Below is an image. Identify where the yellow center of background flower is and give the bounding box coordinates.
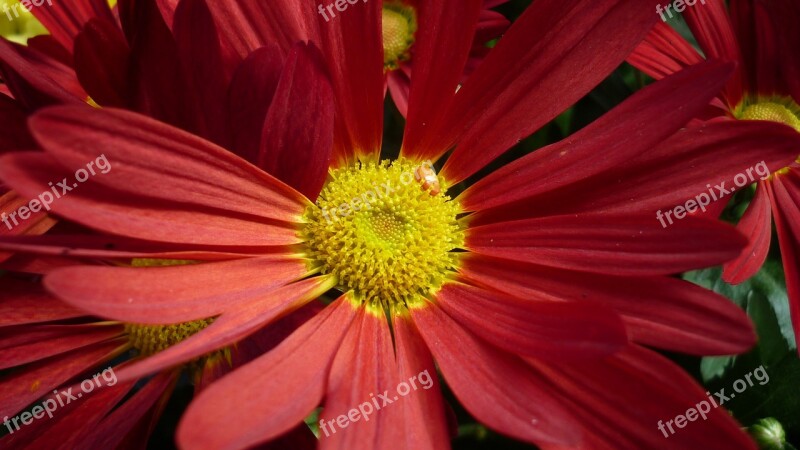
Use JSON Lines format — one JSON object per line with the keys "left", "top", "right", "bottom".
{"left": 302, "top": 159, "right": 464, "bottom": 312}
{"left": 738, "top": 99, "right": 800, "bottom": 133}
{"left": 382, "top": 1, "right": 417, "bottom": 70}
{"left": 125, "top": 320, "right": 215, "bottom": 357}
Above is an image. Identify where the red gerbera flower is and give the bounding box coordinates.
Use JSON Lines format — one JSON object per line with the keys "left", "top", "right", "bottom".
{"left": 1, "top": 0, "right": 799, "bottom": 449}
{"left": 629, "top": 0, "right": 800, "bottom": 352}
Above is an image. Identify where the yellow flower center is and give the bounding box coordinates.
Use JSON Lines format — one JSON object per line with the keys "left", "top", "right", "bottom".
{"left": 125, "top": 320, "right": 215, "bottom": 357}
{"left": 382, "top": 1, "right": 417, "bottom": 70}
{"left": 738, "top": 98, "right": 800, "bottom": 133}
{"left": 302, "top": 158, "right": 464, "bottom": 312}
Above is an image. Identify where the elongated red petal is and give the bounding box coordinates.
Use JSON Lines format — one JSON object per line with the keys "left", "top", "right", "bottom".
{"left": 112, "top": 277, "right": 335, "bottom": 383}
{"left": 530, "top": 346, "right": 756, "bottom": 450}
{"left": 434, "top": 282, "right": 626, "bottom": 360}
{"left": 466, "top": 214, "right": 746, "bottom": 276}
{"left": 412, "top": 304, "right": 578, "bottom": 447}
{"left": 81, "top": 372, "right": 177, "bottom": 450}
{"left": 0, "top": 339, "right": 125, "bottom": 419}
{"left": 628, "top": 22, "right": 705, "bottom": 80}
{"left": 458, "top": 60, "right": 734, "bottom": 212}
{"left": 319, "top": 308, "right": 401, "bottom": 450}
{"left": 439, "top": 0, "right": 660, "bottom": 183}
{"left": 0, "top": 324, "right": 124, "bottom": 370}
{"left": 27, "top": 0, "right": 114, "bottom": 53}
{"left": 74, "top": 19, "right": 131, "bottom": 108}
{"left": 44, "top": 256, "right": 310, "bottom": 323}
{"left": 0, "top": 278, "right": 84, "bottom": 327}
{"left": 316, "top": 0, "right": 383, "bottom": 164}
{"left": 391, "top": 312, "right": 450, "bottom": 450}
{"left": 259, "top": 43, "right": 334, "bottom": 200}
{"left": 400, "top": 0, "right": 483, "bottom": 161}
{"left": 768, "top": 174, "right": 800, "bottom": 356}
{"left": 723, "top": 182, "right": 772, "bottom": 283}
{"left": 460, "top": 254, "right": 756, "bottom": 355}
{"left": 177, "top": 297, "right": 357, "bottom": 450}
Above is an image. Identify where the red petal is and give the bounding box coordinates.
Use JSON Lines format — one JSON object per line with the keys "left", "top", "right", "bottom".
{"left": 434, "top": 281, "right": 627, "bottom": 359}
{"left": 529, "top": 346, "right": 756, "bottom": 450}
{"left": 81, "top": 372, "right": 176, "bottom": 450}
{"left": 316, "top": 0, "right": 383, "bottom": 164}
{"left": 0, "top": 277, "right": 84, "bottom": 328}
{"left": 683, "top": 0, "right": 744, "bottom": 104}
{"left": 0, "top": 338, "right": 125, "bottom": 419}
{"left": 319, "top": 308, "right": 400, "bottom": 449}
{"left": 460, "top": 254, "right": 756, "bottom": 355}
{"left": 400, "top": 0, "right": 483, "bottom": 161}
{"left": 0, "top": 323, "right": 124, "bottom": 370}
{"left": 259, "top": 43, "right": 334, "bottom": 200}
{"left": 412, "top": 304, "right": 578, "bottom": 446}
{"left": 466, "top": 214, "right": 746, "bottom": 276}
{"left": 439, "top": 0, "right": 661, "bottom": 183}
{"left": 44, "top": 256, "right": 311, "bottom": 323}
{"left": 177, "top": 296, "right": 357, "bottom": 450}
{"left": 768, "top": 174, "right": 800, "bottom": 356}
{"left": 391, "top": 312, "right": 450, "bottom": 450}
{"left": 227, "top": 46, "right": 284, "bottom": 165}
{"left": 74, "top": 19, "right": 131, "bottom": 108}
{"left": 628, "top": 22, "right": 705, "bottom": 81}
{"left": 111, "top": 276, "right": 335, "bottom": 384}
{"left": 27, "top": 0, "right": 114, "bottom": 53}
{"left": 723, "top": 182, "right": 773, "bottom": 283}
{"left": 458, "top": 60, "right": 734, "bottom": 212}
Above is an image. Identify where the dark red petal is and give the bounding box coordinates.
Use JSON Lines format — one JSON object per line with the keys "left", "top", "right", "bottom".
{"left": 173, "top": 0, "right": 230, "bottom": 146}
{"left": 434, "top": 281, "right": 627, "bottom": 359}
{"left": 459, "top": 60, "right": 734, "bottom": 212}
{"left": 387, "top": 69, "right": 411, "bottom": 118}
{"left": 0, "top": 39, "right": 87, "bottom": 109}
{"left": 27, "top": 0, "right": 114, "bottom": 53}
{"left": 0, "top": 95, "right": 36, "bottom": 152}
{"left": 439, "top": 0, "right": 661, "bottom": 183}
{"left": 0, "top": 190, "right": 57, "bottom": 263}
{"left": 259, "top": 43, "right": 334, "bottom": 200}
{"left": 44, "top": 256, "right": 311, "bottom": 323}
{"left": 460, "top": 254, "right": 756, "bottom": 355}
{"left": 0, "top": 338, "right": 125, "bottom": 419}
{"left": 0, "top": 323, "right": 124, "bottom": 370}
{"left": 466, "top": 214, "right": 746, "bottom": 276}
{"left": 529, "top": 346, "right": 756, "bottom": 450}
{"left": 767, "top": 174, "right": 800, "bottom": 356}
{"left": 412, "top": 304, "right": 578, "bottom": 446}
{"left": 723, "top": 181, "right": 772, "bottom": 283}
{"left": 316, "top": 0, "right": 383, "bottom": 164}
{"left": 177, "top": 297, "right": 357, "bottom": 450}
{"left": 228, "top": 46, "right": 284, "bottom": 165}
{"left": 628, "top": 22, "right": 705, "bottom": 81}
{"left": 74, "top": 19, "right": 131, "bottom": 108}
{"left": 0, "top": 277, "right": 84, "bottom": 327}
{"left": 81, "top": 372, "right": 177, "bottom": 450}
{"left": 683, "top": 0, "right": 744, "bottom": 104}
{"left": 111, "top": 276, "right": 335, "bottom": 384}
{"left": 400, "top": 0, "right": 483, "bottom": 161}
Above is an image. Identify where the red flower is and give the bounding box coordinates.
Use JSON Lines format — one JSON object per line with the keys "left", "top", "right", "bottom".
{"left": 629, "top": 0, "right": 800, "bottom": 353}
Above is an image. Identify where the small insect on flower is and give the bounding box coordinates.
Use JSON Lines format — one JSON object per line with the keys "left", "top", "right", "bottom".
{"left": 414, "top": 162, "right": 441, "bottom": 196}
